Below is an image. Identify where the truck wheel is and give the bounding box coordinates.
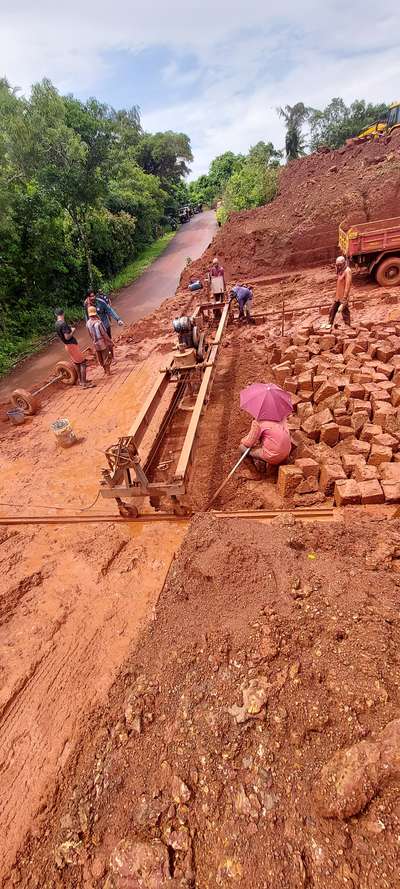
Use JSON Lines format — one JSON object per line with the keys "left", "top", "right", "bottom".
{"left": 376, "top": 257, "right": 400, "bottom": 287}
{"left": 55, "top": 361, "right": 78, "bottom": 385}
{"left": 10, "top": 389, "right": 39, "bottom": 415}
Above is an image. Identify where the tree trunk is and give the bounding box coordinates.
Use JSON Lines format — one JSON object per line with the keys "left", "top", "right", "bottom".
{"left": 70, "top": 209, "right": 93, "bottom": 289}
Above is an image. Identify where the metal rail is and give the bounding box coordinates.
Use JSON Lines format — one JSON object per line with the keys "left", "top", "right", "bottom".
{"left": 174, "top": 303, "right": 230, "bottom": 481}
{"left": 0, "top": 506, "right": 337, "bottom": 526}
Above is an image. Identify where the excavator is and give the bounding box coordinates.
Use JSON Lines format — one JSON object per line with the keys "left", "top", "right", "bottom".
{"left": 349, "top": 101, "right": 400, "bottom": 144}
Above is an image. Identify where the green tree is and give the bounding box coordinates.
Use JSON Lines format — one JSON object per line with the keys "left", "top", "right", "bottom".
{"left": 277, "top": 103, "right": 311, "bottom": 160}
{"left": 308, "top": 97, "right": 390, "bottom": 150}
{"left": 224, "top": 162, "right": 278, "bottom": 214}
{"left": 135, "top": 131, "right": 193, "bottom": 183}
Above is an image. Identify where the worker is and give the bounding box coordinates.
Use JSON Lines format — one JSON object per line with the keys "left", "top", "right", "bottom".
{"left": 172, "top": 316, "right": 197, "bottom": 350}
{"left": 328, "top": 257, "right": 352, "bottom": 328}
{"left": 239, "top": 417, "right": 291, "bottom": 473}
{"left": 229, "top": 285, "right": 255, "bottom": 323}
{"left": 86, "top": 305, "right": 113, "bottom": 375}
{"left": 208, "top": 257, "right": 225, "bottom": 304}
{"left": 84, "top": 290, "right": 124, "bottom": 338}
{"left": 54, "top": 308, "right": 95, "bottom": 389}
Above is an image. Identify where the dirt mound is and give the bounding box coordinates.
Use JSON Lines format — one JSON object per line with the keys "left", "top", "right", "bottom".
{"left": 18, "top": 513, "right": 400, "bottom": 888}
{"left": 183, "top": 131, "right": 400, "bottom": 287}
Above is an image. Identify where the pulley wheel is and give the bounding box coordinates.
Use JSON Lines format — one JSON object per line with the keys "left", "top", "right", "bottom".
{"left": 10, "top": 389, "right": 39, "bottom": 415}
{"left": 55, "top": 361, "right": 78, "bottom": 385}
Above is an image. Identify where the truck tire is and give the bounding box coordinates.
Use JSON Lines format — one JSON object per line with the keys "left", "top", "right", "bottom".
{"left": 55, "top": 361, "right": 78, "bottom": 385}
{"left": 376, "top": 256, "right": 400, "bottom": 287}
{"left": 10, "top": 389, "right": 39, "bottom": 415}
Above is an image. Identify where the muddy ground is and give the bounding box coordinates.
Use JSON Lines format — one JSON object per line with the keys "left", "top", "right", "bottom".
{"left": 13, "top": 512, "right": 400, "bottom": 889}
{"left": 1, "top": 134, "right": 400, "bottom": 888}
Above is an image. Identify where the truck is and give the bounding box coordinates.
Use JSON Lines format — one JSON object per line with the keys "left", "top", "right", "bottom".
{"left": 350, "top": 101, "right": 400, "bottom": 143}
{"left": 339, "top": 217, "right": 400, "bottom": 287}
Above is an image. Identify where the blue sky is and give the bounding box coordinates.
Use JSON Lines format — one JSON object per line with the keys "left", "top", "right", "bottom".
{"left": 1, "top": 0, "right": 399, "bottom": 177}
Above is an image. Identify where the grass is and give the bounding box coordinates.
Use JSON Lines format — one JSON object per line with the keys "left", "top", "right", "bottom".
{"left": 0, "top": 230, "right": 177, "bottom": 378}
{"left": 105, "top": 231, "right": 176, "bottom": 291}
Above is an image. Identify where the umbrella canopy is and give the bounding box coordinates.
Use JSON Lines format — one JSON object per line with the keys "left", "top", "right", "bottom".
{"left": 240, "top": 383, "right": 293, "bottom": 422}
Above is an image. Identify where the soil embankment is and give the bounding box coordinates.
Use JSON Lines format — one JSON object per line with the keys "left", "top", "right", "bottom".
{"left": 182, "top": 130, "right": 400, "bottom": 286}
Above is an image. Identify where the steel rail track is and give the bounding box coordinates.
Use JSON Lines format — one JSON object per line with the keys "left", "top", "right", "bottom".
{"left": 0, "top": 507, "right": 336, "bottom": 526}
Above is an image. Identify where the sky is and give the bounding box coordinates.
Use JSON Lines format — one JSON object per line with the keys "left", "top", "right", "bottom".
{"left": 1, "top": 0, "right": 399, "bottom": 178}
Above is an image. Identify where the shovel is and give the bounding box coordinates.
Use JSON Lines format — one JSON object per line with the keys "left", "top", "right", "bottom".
{"left": 206, "top": 448, "right": 251, "bottom": 509}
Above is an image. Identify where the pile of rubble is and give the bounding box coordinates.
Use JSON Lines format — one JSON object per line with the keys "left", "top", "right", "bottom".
{"left": 268, "top": 322, "right": 400, "bottom": 507}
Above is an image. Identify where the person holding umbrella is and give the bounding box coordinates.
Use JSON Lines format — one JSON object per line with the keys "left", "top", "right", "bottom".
{"left": 239, "top": 383, "right": 292, "bottom": 472}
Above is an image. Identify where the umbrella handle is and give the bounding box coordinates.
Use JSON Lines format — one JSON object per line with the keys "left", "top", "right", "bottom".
{"left": 206, "top": 448, "right": 251, "bottom": 509}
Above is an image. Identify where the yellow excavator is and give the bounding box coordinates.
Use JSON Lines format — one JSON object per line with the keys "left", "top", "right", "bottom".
{"left": 349, "top": 101, "right": 400, "bottom": 144}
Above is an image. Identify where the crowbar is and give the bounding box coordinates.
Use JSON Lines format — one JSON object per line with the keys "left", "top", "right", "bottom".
{"left": 206, "top": 448, "right": 251, "bottom": 509}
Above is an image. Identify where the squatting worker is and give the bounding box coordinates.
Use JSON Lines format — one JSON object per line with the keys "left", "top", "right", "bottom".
{"left": 208, "top": 257, "right": 225, "bottom": 304}
{"left": 86, "top": 305, "right": 113, "bottom": 375}
{"left": 239, "top": 416, "right": 291, "bottom": 473}
{"left": 328, "top": 256, "right": 352, "bottom": 327}
{"left": 54, "top": 308, "right": 95, "bottom": 389}
{"left": 229, "top": 285, "right": 255, "bottom": 324}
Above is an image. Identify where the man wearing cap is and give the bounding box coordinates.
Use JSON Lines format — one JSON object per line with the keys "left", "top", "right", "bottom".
{"left": 86, "top": 305, "right": 113, "bottom": 375}
{"left": 54, "top": 308, "right": 95, "bottom": 389}
{"left": 328, "top": 257, "right": 352, "bottom": 327}
{"left": 208, "top": 257, "right": 225, "bottom": 304}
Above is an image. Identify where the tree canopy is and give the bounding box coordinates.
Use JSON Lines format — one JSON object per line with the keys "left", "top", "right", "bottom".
{"left": 308, "top": 97, "right": 390, "bottom": 151}
{"left": 0, "top": 77, "right": 191, "bottom": 372}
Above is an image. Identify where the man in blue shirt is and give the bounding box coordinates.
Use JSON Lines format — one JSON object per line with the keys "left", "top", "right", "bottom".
{"left": 84, "top": 290, "right": 124, "bottom": 338}
{"left": 229, "top": 285, "right": 255, "bottom": 323}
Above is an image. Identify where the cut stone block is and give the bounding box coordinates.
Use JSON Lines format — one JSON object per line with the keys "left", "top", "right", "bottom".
{"left": 294, "top": 457, "right": 320, "bottom": 479}
{"left": 334, "top": 479, "right": 361, "bottom": 506}
{"left": 381, "top": 482, "right": 400, "bottom": 503}
{"left": 319, "top": 462, "right": 346, "bottom": 495}
{"left": 353, "top": 463, "right": 379, "bottom": 482}
{"left": 360, "top": 424, "right": 383, "bottom": 443}
{"left": 277, "top": 465, "right": 303, "bottom": 498}
{"left": 344, "top": 383, "right": 365, "bottom": 400}
{"left": 339, "top": 426, "right": 354, "bottom": 440}
{"left": 320, "top": 423, "right": 340, "bottom": 447}
{"left": 342, "top": 454, "right": 366, "bottom": 476}
{"left": 358, "top": 480, "right": 384, "bottom": 504}
{"left": 368, "top": 444, "right": 393, "bottom": 467}
{"left": 314, "top": 381, "right": 339, "bottom": 404}
{"left": 379, "top": 463, "right": 400, "bottom": 481}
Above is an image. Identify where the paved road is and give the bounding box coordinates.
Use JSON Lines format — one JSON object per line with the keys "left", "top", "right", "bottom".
{"left": 0, "top": 211, "right": 216, "bottom": 399}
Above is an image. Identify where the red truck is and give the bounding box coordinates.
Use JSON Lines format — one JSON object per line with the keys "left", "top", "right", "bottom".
{"left": 339, "top": 217, "right": 400, "bottom": 286}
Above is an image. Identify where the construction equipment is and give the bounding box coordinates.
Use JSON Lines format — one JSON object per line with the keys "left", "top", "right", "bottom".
{"left": 10, "top": 360, "right": 79, "bottom": 415}
{"left": 99, "top": 304, "right": 230, "bottom": 516}
{"left": 206, "top": 448, "right": 251, "bottom": 509}
{"left": 349, "top": 101, "right": 400, "bottom": 144}
{"left": 339, "top": 216, "right": 400, "bottom": 286}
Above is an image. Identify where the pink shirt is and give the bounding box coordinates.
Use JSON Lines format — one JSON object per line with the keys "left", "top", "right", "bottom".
{"left": 241, "top": 418, "right": 291, "bottom": 464}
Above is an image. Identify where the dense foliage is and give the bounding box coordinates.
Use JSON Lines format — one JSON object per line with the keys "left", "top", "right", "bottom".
{"left": 308, "top": 98, "right": 390, "bottom": 151}
{"left": 189, "top": 142, "right": 282, "bottom": 223}
{"left": 278, "top": 98, "right": 391, "bottom": 159}
{"left": 0, "top": 77, "right": 192, "bottom": 372}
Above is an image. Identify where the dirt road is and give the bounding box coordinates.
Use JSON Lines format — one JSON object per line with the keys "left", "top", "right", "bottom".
{"left": 0, "top": 210, "right": 216, "bottom": 401}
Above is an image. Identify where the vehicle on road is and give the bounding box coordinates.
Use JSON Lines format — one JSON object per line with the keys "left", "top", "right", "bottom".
{"left": 339, "top": 216, "right": 400, "bottom": 286}
{"left": 178, "top": 206, "right": 192, "bottom": 223}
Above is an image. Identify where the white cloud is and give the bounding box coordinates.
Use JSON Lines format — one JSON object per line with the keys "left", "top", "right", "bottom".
{"left": 1, "top": 0, "right": 399, "bottom": 174}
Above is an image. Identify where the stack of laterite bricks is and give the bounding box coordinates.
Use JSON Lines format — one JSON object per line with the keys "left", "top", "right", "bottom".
{"left": 268, "top": 323, "right": 400, "bottom": 507}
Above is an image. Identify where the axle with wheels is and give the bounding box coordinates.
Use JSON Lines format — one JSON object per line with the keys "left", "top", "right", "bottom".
{"left": 10, "top": 360, "right": 79, "bottom": 415}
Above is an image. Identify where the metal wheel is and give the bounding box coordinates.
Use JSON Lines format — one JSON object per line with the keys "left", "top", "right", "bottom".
{"left": 10, "top": 389, "right": 39, "bottom": 415}
{"left": 55, "top": 361, "right": 78, "bottom": 385}
{"left": 376, "top": 256, "right": 400, "bottom": 287}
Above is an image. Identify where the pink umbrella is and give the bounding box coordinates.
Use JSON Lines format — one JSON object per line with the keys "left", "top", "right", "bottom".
{"left": 240, "top": 383, "right": 293, "bottom": 422}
